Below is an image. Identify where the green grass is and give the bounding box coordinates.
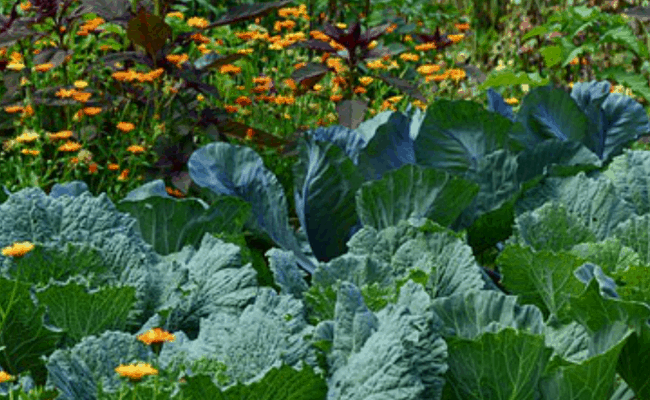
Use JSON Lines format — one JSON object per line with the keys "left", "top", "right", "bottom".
{"left": 1, "top": 0, "right": 650, "bottom": 396}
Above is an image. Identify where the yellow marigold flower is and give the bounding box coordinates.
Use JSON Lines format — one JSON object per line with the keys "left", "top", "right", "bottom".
{"left": 411, "top": 99, "right": 427, "bottom": 111}
{"left": 399, "top": 53, "right": 419, "bottom": 62}
{"left": 358, "top": 76, "right": 373, "bottom": 86}
{"left": 21, "top": 149, "right": 39, "bottom": 156}
{"left": 197, "top": 43, "right": 213, "bottom": 54}
{"left": 2, "top": 241, "right": 34, "bottom": 257}
{"left": 115, "top": 362, "right": 158, "bottom": 381}
{"left": 414, "top": 43, "right": 436, "bottom": 51}
{"left": 0, "top": 370, "right": 15, "bottom": 383}
{"left": 137, "top": 327, "right": 175, "bottom": 345}
{"left": 186, "top": 16, "right": 209, "bottom": 28}
{"left": 56, "top": 88, "right": 76, "bottom": 98}
{"left": 7, "top": 62, "right": 25, "bottom": 71}
{"left": 15, "top": 130, "right": 39, "bottom": 143}
{"left": 274, "top": 95, "right": 294, "bottom": 105}
{"left": 73, "top": 80, "right": 88, "bottom": 89}
{"left": 166, "top": 11, "right": 184, "bottom": 20}
{"left": 107, "top": 163, "right": 119, "bottom": 170}
{"left": 447, "top": 68, "right": 466, "bottom": 81}
{"left": 448, "top": 34, "right": 464, "bottom": 43}
{"left": 366, "top": 59, "right": 384, "bottom": 70}
{"left": 417, "top": 64, "right": 442, "bottom": 75}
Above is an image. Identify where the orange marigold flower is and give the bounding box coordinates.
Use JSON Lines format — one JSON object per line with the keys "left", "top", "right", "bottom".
{"left": 117, "top": 169, "right": 129, "bottom": 181}
{"left": 235, "top": 96, "right": 252, "bottom": 106}
{"left": 117, "top": 122, "right": 135, "bottom": 132}
{"left": 83, "top": 107, "right": 102, "bottom": 116}
{"left": 166, "top": 186, "right": 185, "bottom": 197}
{"left": 48, "top": 130, "right": 73, "bottom": 140}
{"left": 72, "top": 91, "right": 92, "bottom": 102}
{"left": 4, "top": 105, "right": 24, "bottom": 113}
{"left": 58, "top": 141, "right": 82, "bottom": 152}
{"left": 33, "top": 63, "right": 54, "bottom": 72}
{"left": 22, "top": 105, "right": 34, "bottom": 116}
{"left": 126, "top": 145, "right": 145, "bottom": 153}
{"left": 2, "top": 241, "right": 34, "bottom": 257}
{"left": 56, "top": 88, "right": 77, "bottom": 98}
{"left": 137, "top": 327, "right": 175, "bottom": 345}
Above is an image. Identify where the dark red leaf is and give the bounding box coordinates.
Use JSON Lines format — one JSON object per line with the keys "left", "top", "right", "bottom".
{"left": 413, "top": 26, "right": 454, "bottom": 51}
{"left": 211, "top": 0, "right": 295, "bottom": 28}
{"left": 357, "top": 23, "right": 392, "bottom": 47}
{"left": 286, "top": 39, "right": 339, "bottom": 54}
{"left": 374, "top": 73, "right": 427, "bottom": 103}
